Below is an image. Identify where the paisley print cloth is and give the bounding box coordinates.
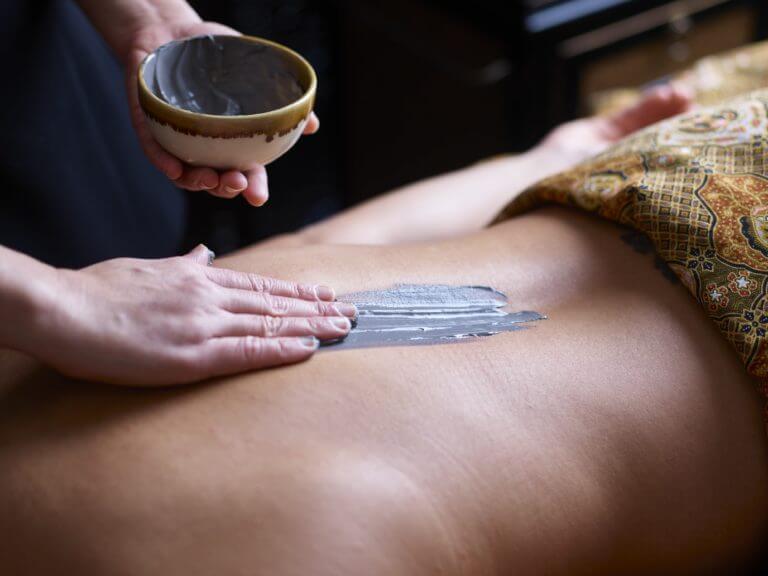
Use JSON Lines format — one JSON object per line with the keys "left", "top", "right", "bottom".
{"left": 494, "top": 89, "right": 768, "bottom": 423}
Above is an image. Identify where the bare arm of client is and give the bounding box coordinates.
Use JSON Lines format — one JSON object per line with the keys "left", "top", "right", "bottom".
{"left": 0, "top": 244, "right": 354, "bottom": 385}
{"left": 296, "top": 85, "right": 691, "bottom": 246}
{"left": 73, "top": 0, "right": 319, "bottom": 206}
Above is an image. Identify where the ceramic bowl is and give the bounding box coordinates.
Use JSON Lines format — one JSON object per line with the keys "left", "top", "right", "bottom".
{"left": 138, "top": 35, "right": 316, "bottom": 169}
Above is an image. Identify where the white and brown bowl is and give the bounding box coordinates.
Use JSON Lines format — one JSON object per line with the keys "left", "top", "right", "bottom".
{"left": 138, "top": 35, "right": 316, "bottom": 170}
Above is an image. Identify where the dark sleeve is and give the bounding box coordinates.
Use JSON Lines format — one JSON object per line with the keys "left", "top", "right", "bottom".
{"left": 0, "top": 0, "right": 186, "bottom": 268}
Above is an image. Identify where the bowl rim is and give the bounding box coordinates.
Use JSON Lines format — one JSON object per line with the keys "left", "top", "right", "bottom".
{"left": 137, "top": 34, "right": 317, "bottom": 123}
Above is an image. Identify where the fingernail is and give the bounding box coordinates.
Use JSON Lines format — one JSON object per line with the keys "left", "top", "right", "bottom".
{"left": 207, "top": 249, "right": 216, "bottom": 266}
{"left": 330, "top": 317, "right": 351, "bottom": 332}
{"left": 299, "top": 336, "right": 319, "bottom": 350}
{"left": 334, "top": 302, "right": 358, "bottom": 318}
{"left": 224, "top": 185, "right": 244, "bottom": 194}
{"left": 315, "top": 285, "right": 335, "bottom": 301}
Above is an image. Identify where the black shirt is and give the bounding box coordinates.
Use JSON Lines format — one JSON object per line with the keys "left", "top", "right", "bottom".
{"left": 0, "top": 0, "right": 185, "bottom": 268}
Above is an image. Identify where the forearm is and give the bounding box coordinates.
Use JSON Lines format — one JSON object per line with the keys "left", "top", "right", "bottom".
{"left": 75, "top": 0, "right": 200, "bottom": 64}
{"left": 300, "top": 145, "right": 566, "bottom": 246}
{"left": 0, "top": 246, "right": 58, "bottom": 354}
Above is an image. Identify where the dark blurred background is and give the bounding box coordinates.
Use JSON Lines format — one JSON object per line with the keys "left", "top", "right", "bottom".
{"left": 184, "top": 0, "right": 768, "bottom": 255}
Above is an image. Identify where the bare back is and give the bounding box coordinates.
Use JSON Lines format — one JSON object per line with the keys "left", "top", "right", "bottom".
{"left": 1, "top": 207, "right": 766, "bottom": 575}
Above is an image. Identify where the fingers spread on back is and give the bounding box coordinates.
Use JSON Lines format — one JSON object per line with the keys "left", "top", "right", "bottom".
{"left": 205, "top": 268, "right": 335, "bottom": 301}
{"left": 222, "top": 291, "right": 357, "bottom": 319}
{"left": 195, "top": 335, "right": 319, "bottom": 377}
{"left": 213, "top": 314, "right": 350, "bottom": 339}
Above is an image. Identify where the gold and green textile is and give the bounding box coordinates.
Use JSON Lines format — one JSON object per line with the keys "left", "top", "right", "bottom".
{"left": 497, "top": 87, "right": 768, "bottom": 422}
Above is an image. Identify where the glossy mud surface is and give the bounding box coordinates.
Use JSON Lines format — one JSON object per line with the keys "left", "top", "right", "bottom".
{"left": 143, "top": 35, "right": 305, "bottom": 116}
{"left": 322, "top": 284, "right": 545, "bottom": 351}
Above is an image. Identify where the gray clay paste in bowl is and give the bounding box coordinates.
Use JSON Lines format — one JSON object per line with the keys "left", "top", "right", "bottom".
{"left": 142, "top": 35, "right": 306, "bottom": 116}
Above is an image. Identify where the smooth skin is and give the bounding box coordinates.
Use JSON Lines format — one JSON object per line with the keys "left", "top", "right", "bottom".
{"left": 1, "top": 208, "right": 766, "bottom": 575}
{"left": 3, "top": 85, "right": 766, "bottom": 574}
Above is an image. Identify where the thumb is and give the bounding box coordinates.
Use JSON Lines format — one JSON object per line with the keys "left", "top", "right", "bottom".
{"left": 184, "top": 244, "right": 216, "bottom": 266}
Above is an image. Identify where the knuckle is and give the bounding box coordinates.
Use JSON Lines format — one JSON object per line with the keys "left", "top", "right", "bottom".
{"left": 318, "top": 301, "right": 337, "bottom": 316}
{"left": 158, "top": 317, "right": 189, "bottom": 343}
{"left": 186, "top": 316, "right": 211, "bottom": 343}
{"left": 261, "top": 315, "right": 283, "bottom": 338}
{"left": 241, "top": 336, "right": 264, "bottom": 363}
{"left": 182, "top": 271, "right": 210, "bottom": 294}
{"left": 186, "top": 266, "right": 206, "bottom": 280}
{"left": 247, "top": 274, "right": 268, "bottom": 292}
{"left": 268, "top": 295, "right": 291, "bottom": 316}
{"left": 309, "top": 317, "right": 329, "bottom": 332}
{"left": 275, "top": 338, "right": 294, "bottom": 359}
{"left": 295, "top": 283, "right": 313, "bottom": 299}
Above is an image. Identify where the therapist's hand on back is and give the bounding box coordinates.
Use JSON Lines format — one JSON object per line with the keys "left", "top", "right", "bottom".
{"left": 125, "top": 19, "right": 319, "bottom": 206}
{"left": 0, "top": 245, "right": 354, "bottom": 385}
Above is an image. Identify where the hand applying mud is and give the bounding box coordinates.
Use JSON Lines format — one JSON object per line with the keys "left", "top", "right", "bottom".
{"left": 0, "top": 245, "right": 354, "bottom": 385}
{"left": 75, "top": 0, "right": 319, "bottom": 207}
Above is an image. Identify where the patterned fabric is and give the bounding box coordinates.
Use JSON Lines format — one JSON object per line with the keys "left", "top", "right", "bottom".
{"left": 494, "top": 90, "right": 768, "bottom": 423}
{"left": 675, "top": 40, "right": 768, "bottom": 107}
{"left": 592, "top": 40, "right": 768, "bottom": 116}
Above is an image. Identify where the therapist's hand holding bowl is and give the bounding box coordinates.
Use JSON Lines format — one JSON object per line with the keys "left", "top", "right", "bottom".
{"left": 128, "top": 21, "right": 319, "bottom": 206}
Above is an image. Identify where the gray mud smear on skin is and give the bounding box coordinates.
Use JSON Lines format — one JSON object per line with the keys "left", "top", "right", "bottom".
{"left": 321, "top": 285, "right": 545, "bottom": 351}
{"left": 144, "top": 35, "right": 304, "bottom": 116}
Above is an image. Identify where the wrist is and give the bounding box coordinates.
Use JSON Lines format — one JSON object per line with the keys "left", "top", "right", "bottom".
{"left": 0, "top": 255, "right": 63, "bottom": 355}
{"left": 522, "top": 144, "right": 573, "bottom": 182}
{"left": 479, "top": 147, "right": 565, "bottom": 193}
